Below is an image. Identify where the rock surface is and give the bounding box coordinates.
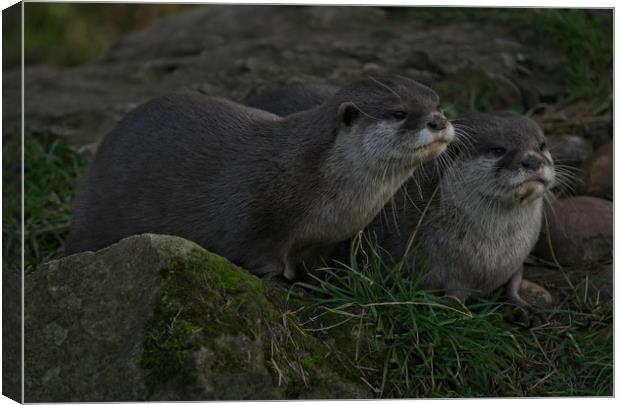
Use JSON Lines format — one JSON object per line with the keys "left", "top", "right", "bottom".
{"left": 547, "top": 134, "right": 593, "bottom": 170}
{"left": 546, "top": 134, "right": 593, "bottom": 197}
{"left": 24, "top": 234, "right": 371, "bottom": 402}
{"left": 2, "top": 267, "right": 22, "bottom": 403}
{"left": 533, "top": 196, "right": 613, "bottom": 267}
{"left": 6, "top": 5, "right": 566, "bottom": 148}
{"left": 524, "top": 262, "right": 613, "bottom": 304}
{"left": 580, "top": 142, "right": 613, "bottom": 200}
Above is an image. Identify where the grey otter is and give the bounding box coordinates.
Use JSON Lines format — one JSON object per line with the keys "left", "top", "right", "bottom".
{"left": 247, "top": 83, "right": 338, "bottom": 116}
{"left": 368, "top": 112, "right": 556, "bottom": 307}
{"left": 249, "top": 84, "right": 555, "bottom": 308}
{"left": 66, "top": 77, "right": 455, "bottom": 280}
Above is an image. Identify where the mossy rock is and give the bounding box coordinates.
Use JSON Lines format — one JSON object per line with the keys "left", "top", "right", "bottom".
{"left": 24, "top": 234, "right": 371, "bottom": 401}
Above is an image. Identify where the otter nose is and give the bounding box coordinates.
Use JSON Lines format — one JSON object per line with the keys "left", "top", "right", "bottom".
{"left": 426, "top": 114, "right": 447, "bottom": 131}
{"left": 521, "top": 156, "right": 543, "bottom": 171}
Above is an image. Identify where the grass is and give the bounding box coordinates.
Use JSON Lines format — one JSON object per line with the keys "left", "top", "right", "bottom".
{"left": 386, "top": 7, "right": 612, "bottom": 110}
{"left": 5, "top": 5, "right": 611, "bottom": 108}
{"left": 2, "top": 131, "right": 91, "bottom": 272}
{"left": 293, "top": 237, "right": 613, "bottom": 397}
{"left": 3, "top": 3, "right": 190, "bottom": 68}
{"left": 517, "top": 9, "right": 612, "bottom": 104}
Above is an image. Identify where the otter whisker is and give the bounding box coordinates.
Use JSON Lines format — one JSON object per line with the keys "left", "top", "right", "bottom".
{"left": 411, "top": 171, "right": 426, "bottom": 200}
{"left": 553, "top": 163, "right": 583, "bottom": 177}
{"left": 401, "top": 181, "right": 424, "bottom": 215}
{"left": 540, "top": 200, "right": 564, "bottom": 269}
{"left": 402, "top": 183, "right": 440, "bottom": 259}
{"left": 348, "top": 101, "right": 381, "bottom": 121}
{"left": 367, "top": 76, "right": 403, "bottom": 102}
{"left": 452, "top": 127, "right": 475, "bottom": 148}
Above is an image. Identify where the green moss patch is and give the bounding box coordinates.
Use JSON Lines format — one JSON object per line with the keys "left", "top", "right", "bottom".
{"left": 139, "top": 249, "right": 369, "bottom": 399}
{"left": 139, "top": 250, "right": 274, "bottom": 391}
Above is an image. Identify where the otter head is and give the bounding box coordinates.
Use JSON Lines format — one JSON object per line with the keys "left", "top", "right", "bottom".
{"left": 450, "top": 112, "right": 555, "bottom": 206}
{"left": 330, "top": 76, "right": 454, "bottom": 176}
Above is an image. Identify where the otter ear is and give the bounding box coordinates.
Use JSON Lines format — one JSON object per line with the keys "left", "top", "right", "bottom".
{"left": 337, "top": 102, "right": 360, "bottom": 127}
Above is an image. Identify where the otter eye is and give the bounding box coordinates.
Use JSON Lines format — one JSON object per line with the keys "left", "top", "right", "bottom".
{"left": 490, "top": 147, "right": 507, "bottom": 157}
{"left": 540, "top": 141, "right": 546, "bottom": 151}
{"left": 392, "top": 111, "right": 407, "bottom": 120}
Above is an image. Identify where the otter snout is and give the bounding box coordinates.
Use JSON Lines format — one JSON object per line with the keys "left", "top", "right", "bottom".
{"left": 520, "top": 151, "right": 554, "bottom": 184}
{"left": 427, "top": 112, "right": 448, "bottom": 131}
{"left": 521, "top": 156, "right": 543, "bottom": 171}
{"left": 409, "top": 117, "right": 455, "bottom": 164}
{"left": 511, "top": 150, "right": 555, "bottom": 203}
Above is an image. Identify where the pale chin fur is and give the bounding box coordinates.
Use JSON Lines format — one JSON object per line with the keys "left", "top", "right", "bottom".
{"left": 413, "top": 123, "right": 455, "bottom": 151}
{"left": 410, "top": 123, "right": 455, "bottom": 164}
{"left": 447, "top": 156, "right": 555, "bottom": 207}
{"left": 495, "top": 167, "right": 555, "bottom": 206}
{"left": 506, "top": 154, "right": 556, "bottom": 205}
{"left": 332, "top": 120, "right": 455, "bottom": 182}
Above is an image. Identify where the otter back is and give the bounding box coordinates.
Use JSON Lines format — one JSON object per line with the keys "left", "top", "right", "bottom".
{"left": 66, "top": 93, "right": 300, "bottom": 268}
{"left": 67, "top": 77, "right": 452, "bottom": 280}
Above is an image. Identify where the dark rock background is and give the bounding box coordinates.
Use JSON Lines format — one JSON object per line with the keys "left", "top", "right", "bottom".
{"left": 7, "top": 5, "right": 609, "bottom": 148}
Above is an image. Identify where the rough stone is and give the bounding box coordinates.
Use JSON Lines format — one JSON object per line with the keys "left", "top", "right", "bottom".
{"left": 6, "top": 5, "right": 566, "bottom": 147}
{"left": 547, "top": 134, "right": 593, "bottom": 170}
{"left": 546, "top": 134, "right": 593, "bottom": 197}
{"left": 518, "top": 280, "right": 553, "bottom": 307}
{"left": 580, "top": 142, "right": 613, "bottom": 200}
{"left": 24, "top": 234, "right": 371, "bottom": 402}
{"left": 524, "top": 263, "right": 612, "bottom": 303}
{"left": 533, "top": 196, "right": 613, "bottom": 266}
{"left": 2, "top": 267, "right": 22, "bottom": 403}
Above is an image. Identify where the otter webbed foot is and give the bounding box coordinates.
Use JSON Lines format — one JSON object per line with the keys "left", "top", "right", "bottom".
{"left": 252, "top": 261, "right": 286, "bottom": 280}
{"left": 252, "top": 255, "right": 297, "bottom": 279}
{"left": 503, "top": 304, "right": 547, "bottom": 328}
{"left": 504, "top": 270, "right": 551, "bottom": 328}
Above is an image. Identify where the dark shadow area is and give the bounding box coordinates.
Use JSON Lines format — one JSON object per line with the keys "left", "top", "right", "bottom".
{"left": 2, "top": 3, "right": 23, "bottom": 402}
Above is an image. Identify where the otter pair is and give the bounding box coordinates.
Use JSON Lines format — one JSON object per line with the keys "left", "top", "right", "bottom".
{"left": 66, "top": 77, "right": 454, "bottom": 283}
{"left": 66, "top": 76, "right": 554, "bottom": 316}
{"left": 247, "top": 82, "right": 556, "bottom": 313}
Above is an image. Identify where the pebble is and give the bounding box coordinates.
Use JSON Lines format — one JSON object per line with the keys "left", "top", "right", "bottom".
{"left": 534, "top": 196, "right": 612, "bottom": 266}
{"left": 580, "top": 142, "right": 613, "bottom": 200}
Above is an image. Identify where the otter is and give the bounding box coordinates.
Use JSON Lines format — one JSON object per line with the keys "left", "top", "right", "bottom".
{"left": 248, "top": 84, "right": 555, "bottom": 311}
{"left": 366, "top": 112, "right": 555, "bottom": 308}
{"left": 247, "top": 83, "right": 338, "bottom": 116}
{"left": 65, "top": 76, "right": 455, "bottom": 281}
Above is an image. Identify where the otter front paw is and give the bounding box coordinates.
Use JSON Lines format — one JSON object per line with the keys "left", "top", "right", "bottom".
{"left": 502, "top": 304, "right": 547, "bottom": 328}
{"left": 504, "top": 272, "right": 551, "bottom": 327}
{"left": 252, "top": 263, "right": 285, "bottom": 279}
{"left": 505, "top": 284, "right": 551, "bottom": 328}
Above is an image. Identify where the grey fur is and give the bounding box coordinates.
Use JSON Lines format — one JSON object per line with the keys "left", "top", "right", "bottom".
{"left": 246, "top": 84, "right": 337, "bottom": 117}
{"left": 248, "top": 85, "right": 554, "bottom": 303}
{"left": 66, "top": 77, "right": 452, "bottom": 280}
{"left": 364, "top": 111, "right": 555, "bottom": 302}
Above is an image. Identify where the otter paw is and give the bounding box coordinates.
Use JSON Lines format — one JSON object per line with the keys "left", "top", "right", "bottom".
{"left": 264, "top": 274, "right": 292, "bottom": 288}
{"left": 503, "top": 305, "right": 548, "bottom": 328}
